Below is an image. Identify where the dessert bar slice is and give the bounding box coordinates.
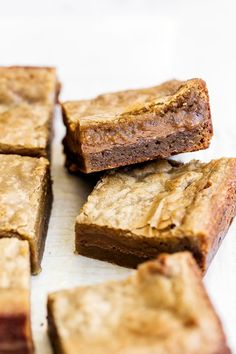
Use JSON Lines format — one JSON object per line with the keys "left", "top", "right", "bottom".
{"left": 0, "top": 154, "right": 52, "bottom": 274}
{"left": 76, "top": 158, "right": 236, "bottom": 273}
{"left": 0, "top": 66, "right": 59, "bottom": 158}
{"left": 0, "top": 66, "right": 59, "bottom": 105}
{"left": 0, "top": 238, "right": 33, "bottom": 354}
{"left": 62, "top": 79, "right": 212, "bottom": 173}
{"left": 0, "top": 103, "right": 53, "bottom": 158}
{"left": 47, "top": 252, "right": 230, "bottom": 354}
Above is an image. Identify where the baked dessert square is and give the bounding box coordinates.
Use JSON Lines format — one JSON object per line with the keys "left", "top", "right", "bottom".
{"left": 76, "top": 158, "right": 236, "bottom": 273}
{"left": 0, "top": 238, "right": 33, "bottom": 354}
{"left": 0, "top": 66, "right": 59, "bottom": 158}
{"left": 0, "top": 103, "right": 53, "bottom": 158}
{"left": 0, "top": 154, "right": 52, "bottom": 274}
{"left": 62, "top": 79, "right": 212, "bottom": 173}
{"left": 0, "top": 66, "right": 58, "bottom": 105}
{"left": 47, "top": 252, "right": 230, "bottom": 354}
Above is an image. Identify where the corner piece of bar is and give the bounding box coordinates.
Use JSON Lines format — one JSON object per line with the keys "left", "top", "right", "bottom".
{"left": 0, "top": 66, "right": 60, "bottom": 158}
{"left": 47, "top": 252, "right": 230, "bottom": 354}
{"left": 62, "top": 78, "right": 212, "bottom": 173}
{"left": 0, "top": 154, "right": 52, "bottom": 274}
{"left": 76, "top": 158, "right": 236, "bottom": 273}
{"left": 0, "top": 238, "right": 33, "bottom": 354}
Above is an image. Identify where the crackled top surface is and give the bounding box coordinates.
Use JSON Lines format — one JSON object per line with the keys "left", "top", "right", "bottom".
{"left": 0, "top": 66, "right": 57, "bottom": 105}
{"left": 77, "top": 158, "right": 236, "bottom": 238}
{"left": 0, "top": 238, "right": 30, "bottom": 289}
{"left": 62, "top": 78, "right": 207, "bottom": 127}
{"left": 0, "top": 155, "right": 49, "bottom": 240}
{"left": 49, "top": 252, "right": 227, "bottom": 354}
{"left": 0, "top": 103, "right": 52, "bottom": 152}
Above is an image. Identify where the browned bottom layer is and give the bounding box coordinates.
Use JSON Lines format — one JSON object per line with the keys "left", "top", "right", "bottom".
{"left": 63, "top": 137, "right": 100, "bottom": 177}
{"left": 64, "top": 122, "right": 212, "bottom": 173}
{"left": 75, "top": 224, "right": 206, "bottom": 273}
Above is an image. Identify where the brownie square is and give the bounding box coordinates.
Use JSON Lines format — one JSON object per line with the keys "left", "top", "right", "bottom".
{"left": 0, "top": 66, "right": 59, "bottom": 158}
{"left": 0, "top": 238, "right": 33, "bottom": 354}
{"left": 0, "top": 154, "right": 52, "bottom": 274}
{"left": 76, "top": 158, "right": 236, "bottom": 273}
{"left": 62, "top": 79, "right": 212, "bottom": 173}
{"left": 47, "top": 252, "right": 230, "bottom": 354}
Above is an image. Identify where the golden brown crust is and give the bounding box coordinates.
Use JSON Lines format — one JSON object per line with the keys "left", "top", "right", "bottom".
{"left": 76, "top": 158, "right": 236, "bottom": 273}
{"left": 47, "top": 252, "right": 230, "bottom": 354}
{"left": 0, "top": 66, "right": 59, "bottom": 158}
{"left": 0, "top": 103, "right": 53, "bottom": 157}
{"left": 0, "top": 66, "right": 58, "bottom": 105}
{"left": 0, "top": 154, "right": 52, "bottom": 274}
{"left": 62, "top": 79, "right": 212, "bottom": 173}
{"left": 0, "top": 239, "right": 34, "bottom": 354}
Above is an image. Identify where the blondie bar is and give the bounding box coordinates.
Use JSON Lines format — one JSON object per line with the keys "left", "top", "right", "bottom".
{"left": 76, "top": 158, "right": 236, "bottom": 273}
{"left": 0, "top": 66, "right": 59, "bottom": 158}
{"left": 47, "top": 252, "right": 230, "bottom": 354}
{"left": 0, "top": 154, "right": 52, "bottom": 274}
{"left": 62, "top": 79, "right": 212, "bottom": 173}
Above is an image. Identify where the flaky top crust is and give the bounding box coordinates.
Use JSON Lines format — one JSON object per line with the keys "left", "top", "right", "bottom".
{"left": 0, "top": 154, "right": 49, "bottom": 240}
{"left": 0, "top": 238, "right": 30, "bottom": 290}
{"left": 77, "top": 158, "right": 236, "bottom": 240}
{"left": 48, "top": 252, "right": 230, "bottom": 354}
{"left": 0, "top": 66, "right": 57, "bottom": 105}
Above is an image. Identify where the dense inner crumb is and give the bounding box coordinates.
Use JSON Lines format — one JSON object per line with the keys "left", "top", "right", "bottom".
{"left": 49, "top": 253, "right": 224, "bottom": 353}
{"left": 78, "top": 159, "right": 230, "bottom": 238}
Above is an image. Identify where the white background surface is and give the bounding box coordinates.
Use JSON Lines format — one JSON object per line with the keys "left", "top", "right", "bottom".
{"left": 0, "top": 0, "right": 236, "bottom": 352}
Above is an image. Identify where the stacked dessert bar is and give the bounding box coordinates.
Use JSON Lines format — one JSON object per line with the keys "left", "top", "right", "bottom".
{"left": 62, "top": 79, "right": 212, "bottom": 173}
{"left": 47, "top": 79, "right": 236, "bottom": 353}
{"left": 62, "top": 78, "right": 236, "bottom": 273}
{"left": 0, "top": 66, "right": 59, "bottom": 353}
